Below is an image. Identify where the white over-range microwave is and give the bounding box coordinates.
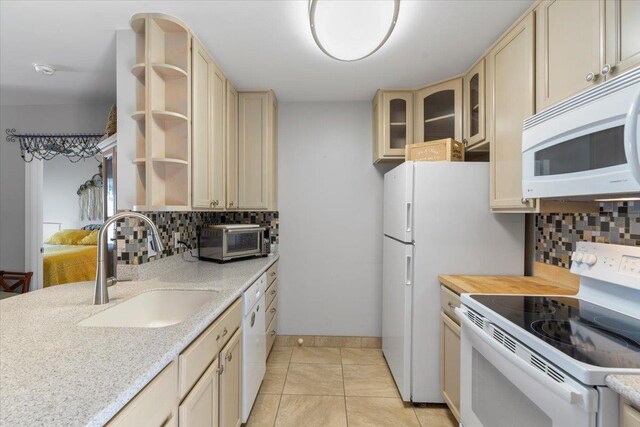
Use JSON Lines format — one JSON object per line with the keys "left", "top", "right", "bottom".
{"left": 522, "top": 67, "right": 640, "bottom": 200}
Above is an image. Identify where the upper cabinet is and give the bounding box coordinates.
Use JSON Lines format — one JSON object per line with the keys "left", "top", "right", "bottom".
{"left": 415, "top": 78, "right": 463, "bottom": 145}
{"left": 238, "top": 91, "right": 278, "bottom": 211}
{"left": 372, "top": 90, "right": 414, "bottom": 163}
{"left": 536, "top": 0, "right": 640, "bottom": 111}
{"left": 130, "top": 13, "right": 191, "bottom": 211}
{"left": 536, "top": 0, "right": 605, "bottom": 111}
{"left": 463, "top": 59, "right": 487, "bottom": 151}
{"left": 605, "top": 0, "right": 640, "bottom": 79}
{"left": 226, "top": 81, "right": 239, "bottom": 210}
{"left": 488, "top": 12, "right": 538, "bottom": 212}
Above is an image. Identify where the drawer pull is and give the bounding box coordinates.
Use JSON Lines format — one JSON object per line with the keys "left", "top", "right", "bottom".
{"left": 270, "top": 330, "right": 277, "bottom": 336}
{"left": 270, "top": 271, "right": 276, "bottom": 277}
{"left": 226, "top": 352, "right": 233, "bottom": 362}
{"left": 217, "top": 326, "right": 229, "bottom": 341}
{"left": 270, "top": 308, "right": 277, "bottom": 314}
{"left": 270, "top": 289, "right": 276, "bottom": 295}
{"left": 448, "top": 302, "right": 454, "bottom": 310}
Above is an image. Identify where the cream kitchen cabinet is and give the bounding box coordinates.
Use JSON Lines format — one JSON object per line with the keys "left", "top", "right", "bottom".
{"left": 463, "top": 58, "right": 487, "bottom": 151}
{"left": 622, "top": 400, "right": 640, "bottom": 427}
{"left": 238, "top": 91, "right": 278, "bottom": 211}
{"left": 414, "top": 78, "right": 462, "bottom": 144}
{"left": 107, "top": 360, "right": 178, "bottom": 427}
{"left": 605, "top": 0, "right": 640, "bottom": 79}
{"left": 219, "top": 328, "right": 242, "bottom": 427}
{"left": 372, "top": 90, "right": 414, "bottom": 163}
{"left": 536, "top": 0, "right": 605, "bottom": 111}
{"left": 488, "top": 12, "right": 538, "bottom": 212}
{"left": 226, "top": 81, "right": 239, "bottom": 210}
{"left": 439, "top": 286, "right": 461, "bottom": 423}
{"left": 179, "top": 357, "right": 220, "bottom": 427}
{"left": 192, "top": 36, "right": 226, "bottom": 210}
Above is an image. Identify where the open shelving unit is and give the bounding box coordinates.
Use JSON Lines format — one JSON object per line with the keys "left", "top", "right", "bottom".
{"left": 130, "top": 13, "right": 191, "bottom": 211}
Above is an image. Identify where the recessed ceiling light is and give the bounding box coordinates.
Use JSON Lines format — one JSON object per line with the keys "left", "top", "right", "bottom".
{"left": 33, "top": 64, "right": 56, "bottom": 76}
{"left": 309, "top": 0, "right": 400, "bottom": 62}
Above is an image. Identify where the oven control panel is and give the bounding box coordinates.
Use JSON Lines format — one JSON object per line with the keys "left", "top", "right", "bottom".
{"left": 570, "top": 242, "right": 640, "bottom": 288}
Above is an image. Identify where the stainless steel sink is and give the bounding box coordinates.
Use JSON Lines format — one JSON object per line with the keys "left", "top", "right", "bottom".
{"left": 78, "top": 289, "right": 218, "bottom": 328}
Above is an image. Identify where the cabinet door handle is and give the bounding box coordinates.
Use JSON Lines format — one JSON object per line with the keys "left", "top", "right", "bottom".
{"left": 226, "top": 352, "right": 233, "bottom": 362}
{"left": 217, "top": 365, "right": 224, "bottom": 375}
{"left": 601, "top": 64, "right": 613, "bottom": 76}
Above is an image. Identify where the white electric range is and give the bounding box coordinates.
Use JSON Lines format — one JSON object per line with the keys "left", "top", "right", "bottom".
{"left": 457, "top": 242, "right": 640, "bottom": 427}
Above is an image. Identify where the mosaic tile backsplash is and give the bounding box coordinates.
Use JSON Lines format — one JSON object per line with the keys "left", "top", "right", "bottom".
{"left": 116, "top": 211, "right": 279, "bottom": 265}
{"left": 536, "top": 202, "right": 639, "bottom": 268}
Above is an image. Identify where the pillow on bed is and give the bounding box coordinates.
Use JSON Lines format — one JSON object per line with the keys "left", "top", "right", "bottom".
{"left": 45, "top": 229, "right": 92, "bottom": 245}
{"left": 78, "top": 230, "right": 99, "bottom": 245}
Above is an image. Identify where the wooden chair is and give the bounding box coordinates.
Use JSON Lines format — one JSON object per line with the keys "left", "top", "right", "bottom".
{"left": 0, "top": 271, "right": 33, "bottom": 294}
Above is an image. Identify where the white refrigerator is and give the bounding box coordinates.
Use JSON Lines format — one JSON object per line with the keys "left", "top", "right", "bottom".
{"left": 382, "top": 161, "right": 525, "bottom": 403}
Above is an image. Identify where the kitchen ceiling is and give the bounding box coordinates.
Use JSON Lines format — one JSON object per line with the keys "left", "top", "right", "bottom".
{"left": 0, "top": 0, "right": 533, "bottom": 106}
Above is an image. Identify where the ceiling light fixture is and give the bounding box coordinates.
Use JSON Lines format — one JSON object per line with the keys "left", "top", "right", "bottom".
{"left": 33, "top": 63, "right": 56, "bottom": 76}
{"left": 309, "top": 0, "right": 400, "bottom": 62}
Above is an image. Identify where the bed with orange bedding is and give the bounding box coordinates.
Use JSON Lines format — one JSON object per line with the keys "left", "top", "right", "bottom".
{"left": 43, "top": 244, "right": 97, "bottom": 287}
{"left": 42, "top": 229, "right": 99, "bottom": 287}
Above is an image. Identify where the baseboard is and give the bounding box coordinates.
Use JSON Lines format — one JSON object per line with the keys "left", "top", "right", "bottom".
{"left": 274, "top": 335, "right": 382, "bottom": 349}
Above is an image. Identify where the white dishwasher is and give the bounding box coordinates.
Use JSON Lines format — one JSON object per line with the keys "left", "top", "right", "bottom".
{"left": 242, "top": 272, "right": 267, "bottom": 422}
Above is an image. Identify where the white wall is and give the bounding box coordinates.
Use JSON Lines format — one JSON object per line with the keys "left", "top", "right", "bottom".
{"left": 43, "top": 156, "right": 102, "bottom": 231}
{"left": 0, "top": 104, "right": 111, "bottom": 271}
{"left": 278, "top": 102, "right": 394, "bottom": 337}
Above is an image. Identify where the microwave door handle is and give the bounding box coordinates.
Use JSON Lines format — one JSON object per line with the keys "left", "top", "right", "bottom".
{"left": 624, "top": 87, "right": 640, "bottom": 185}
{"left": 455, "top": 307, "right": 593, "bottom": 411}
{"left": 225, "top": 227, "right": 266, "bottom": 234}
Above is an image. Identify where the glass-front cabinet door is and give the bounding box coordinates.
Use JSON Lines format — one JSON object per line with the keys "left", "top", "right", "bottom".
{"left": 372, "top": 90, "right": 414, "bottom": 163}
{"left": 415, "top": 78, "right": 462, "bottom": 144}
{"left": 463, "top": 58, "right": 487, "bottom": 150}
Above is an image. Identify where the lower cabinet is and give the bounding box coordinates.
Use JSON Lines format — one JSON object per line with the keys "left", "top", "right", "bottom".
{"left": 622, "top": 400, "right": 640, "bottom": 427}
{"left": 265, "top": 261, "right": 279, "bottom": 357}
{"left": 108, "top": 298, "right": 244, "bottom": 427}
{"left": 219, "top": 328, "right": 243, "bottom": 427}
{"left": 439, "top": 285, "right": 462, "bottom": 423}
{"left": 179, "top": 358, "right": 221, "bottom": 427}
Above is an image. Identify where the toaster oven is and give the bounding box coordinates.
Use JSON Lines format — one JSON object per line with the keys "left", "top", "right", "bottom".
{"left": 198, "top": 224, "right": 267, "bottom": 262}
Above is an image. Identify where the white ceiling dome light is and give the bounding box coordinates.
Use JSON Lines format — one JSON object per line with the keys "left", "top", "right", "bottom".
{"left": 33, "top": 63, "right": 56, "bottom": 76}
{"left": 309, "top": 0, "right": 400, "bottom": 62}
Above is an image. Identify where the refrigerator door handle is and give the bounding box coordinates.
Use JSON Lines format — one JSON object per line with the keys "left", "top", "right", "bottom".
{"left": 406, "top": 202, "right": 412, "bottom": 233}
{"left": 405, "top": 255, "right": 412, "bottom": 286}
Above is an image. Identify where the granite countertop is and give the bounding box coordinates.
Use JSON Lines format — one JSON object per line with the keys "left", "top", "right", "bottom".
{"left": 0, "top": 254, "right": 278, "bottom": 427}
{"left": 438, "top": 275, "right": 579, "bottom": 296}
{"left": 606, "top": 375, "right": 640, "bottom": 409}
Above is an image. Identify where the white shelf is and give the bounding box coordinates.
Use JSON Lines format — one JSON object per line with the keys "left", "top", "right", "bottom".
{"left": 131, "top": 63, "right": 146, "bottom": 80}
{"left": 152, "top": 63, "right": 188, "bottom": 78}
{"left": 131, "top": 111, "right": 146, "bottom": 121}
{"left": 151, "top": 157, "right": 188, "bottom": 165}
{"left": 424, "top": 113, "right": 455, "bottom": 124}
{"left": 151, "top": 110, "right": 188, "bottom": 122}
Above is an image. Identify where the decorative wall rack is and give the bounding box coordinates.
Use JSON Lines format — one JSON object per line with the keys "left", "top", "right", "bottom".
{"left": 5, "top": 128, "right": 104, "bottom": 162}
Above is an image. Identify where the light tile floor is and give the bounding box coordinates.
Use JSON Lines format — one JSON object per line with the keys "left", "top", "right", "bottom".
{"left": 246, "top": 345, "right": 458, "bottom": 427}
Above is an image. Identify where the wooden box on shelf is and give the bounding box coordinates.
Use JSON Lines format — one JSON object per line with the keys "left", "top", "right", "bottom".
{"left": 405, "top": 138, "right": 464, "bottom": 162}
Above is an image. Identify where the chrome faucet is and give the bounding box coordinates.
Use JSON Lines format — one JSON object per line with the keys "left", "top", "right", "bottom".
{"left": 94, "top": 211, "right": 164, "bottom": 305}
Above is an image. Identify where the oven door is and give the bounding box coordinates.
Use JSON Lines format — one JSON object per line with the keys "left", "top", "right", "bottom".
{"left": 223, "top": 228, "right": 265, "bottom": 259}
{"left": 456, "top": 307, "right": 598, "bottom": 427}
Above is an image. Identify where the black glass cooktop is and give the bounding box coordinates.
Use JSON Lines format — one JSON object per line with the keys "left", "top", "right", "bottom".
{"left": 470, "top": 295, "right": 640, "bottom": 369}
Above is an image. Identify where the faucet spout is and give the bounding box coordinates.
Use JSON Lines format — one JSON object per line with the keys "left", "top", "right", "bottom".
{"left": 94, "top": 212, "right": 164, "bottom": 305}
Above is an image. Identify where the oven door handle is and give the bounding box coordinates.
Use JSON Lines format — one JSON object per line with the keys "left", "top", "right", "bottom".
{"left": 625, "top": 86, "right": 640, "bottom": 185}
{"left": 456, "top": 307, "right": 591, "bottom": 410}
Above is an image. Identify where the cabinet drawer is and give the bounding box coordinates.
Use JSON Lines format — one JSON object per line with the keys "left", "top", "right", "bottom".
{"left": 440, "top": 285, "right": 461, "bottom": 324}
{"left": 266, "top": 278, "right": 278, "bottom": 308}
{"left": 266, "top": 297, "right": 278, "bottom": 330}
{"left": 179, "top": 298, "right": 242, "bottom": 400}
{"left": 266, "top": 316, "right": 277, "bottom": 356}
{"left": 108, "top": 360, "right": 178, "bottom": 427}
{"left": 622, "top": 399, "right": 640, "bottom": 427}
{"left": 267, "top": 261, "right": 278, "bottom": 285}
